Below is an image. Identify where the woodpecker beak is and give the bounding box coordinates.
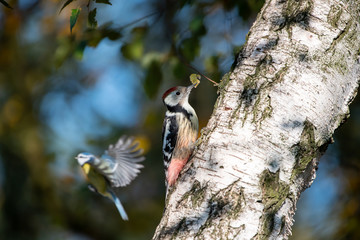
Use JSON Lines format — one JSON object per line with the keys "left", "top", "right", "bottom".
{"left": 186, "top": 83, "right": 196, "bottom": 94}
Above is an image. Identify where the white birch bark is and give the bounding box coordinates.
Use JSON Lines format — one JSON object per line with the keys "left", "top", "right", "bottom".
{"left": 153, "top": 0, "right": 360, "bottom": 239}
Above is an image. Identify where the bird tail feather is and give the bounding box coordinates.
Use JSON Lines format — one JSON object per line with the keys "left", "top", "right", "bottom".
{"left": 109, "top": 191, "right": 129, "bottom": 221}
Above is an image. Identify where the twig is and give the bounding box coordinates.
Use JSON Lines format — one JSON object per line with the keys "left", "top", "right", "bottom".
{"left": 177, "top": 55, "right": 218, "bottom": 86}
{"left": 117, "top": 11, "right": 161, "bottom": 31}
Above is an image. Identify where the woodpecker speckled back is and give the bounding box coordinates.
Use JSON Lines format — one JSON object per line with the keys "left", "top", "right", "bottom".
{"left": 75, "top": 136, "right": 145, "bottom": 220}
{"left": 162, "top": 84, "right": 199, "bottom": 188}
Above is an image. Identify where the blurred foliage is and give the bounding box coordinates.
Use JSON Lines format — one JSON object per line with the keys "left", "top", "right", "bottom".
{"left": 120, "top": 27, "right": 147, "bottom": 61}
{"left": 333, "top": 95, "right": 360, "bottom": 240}
{"left": 0, "top": 0, "right": 11, "bottom": 9}
{"left": 144, "top": 60, "right": 162, "bottom": 99}
{"left": 0, "top": 0, "right": 259, "bottom": 239}
{"left": 58, "top": 0, "right": 264, "bottom": 96}
{"left": 0, "top": 0, "right": 359, "bottom": 240}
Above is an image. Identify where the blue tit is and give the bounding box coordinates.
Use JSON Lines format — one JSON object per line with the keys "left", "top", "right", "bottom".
{"left": 75, "top": 136, "right": 145, "bottom": 220}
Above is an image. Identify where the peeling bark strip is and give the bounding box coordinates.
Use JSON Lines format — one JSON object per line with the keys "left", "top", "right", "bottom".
{"left": 153, "top": 0, "right": 360, "bottom": 239}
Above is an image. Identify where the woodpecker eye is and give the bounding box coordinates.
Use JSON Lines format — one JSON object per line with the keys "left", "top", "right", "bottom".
{"left": 176, "top": 91, "right": 180, "bottom": 95}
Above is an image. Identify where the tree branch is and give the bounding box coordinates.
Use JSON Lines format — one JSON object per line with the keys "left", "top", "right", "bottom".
{"left": 153, "top": 0, "right": 360, "bottom": 239}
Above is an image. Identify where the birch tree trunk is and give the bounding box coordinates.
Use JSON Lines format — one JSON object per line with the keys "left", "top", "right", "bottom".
{"left": 153, "top": 0, "right": 360, "bottom": 239}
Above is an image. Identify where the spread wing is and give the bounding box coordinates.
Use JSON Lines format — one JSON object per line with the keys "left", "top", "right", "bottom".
{"left": 100, "top": 136, "right": 145, "bottom": 187}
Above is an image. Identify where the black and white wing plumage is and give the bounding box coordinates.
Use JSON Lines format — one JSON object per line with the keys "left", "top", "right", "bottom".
{"left": 162, "top": 114, "right": 178, "bottom": 175}
{"left": 99, "top": 136, "right": 145, "bottom": 187}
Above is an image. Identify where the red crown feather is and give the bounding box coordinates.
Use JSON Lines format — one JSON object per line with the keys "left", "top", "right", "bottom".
{"left": 162, "top": 87, "right": 178, "bottom": 100}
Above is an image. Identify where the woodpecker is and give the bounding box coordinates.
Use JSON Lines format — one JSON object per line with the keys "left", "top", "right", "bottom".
{"left": 75, "top": 136, "right": 145, "bottom": 220}
{"left": 162, "top": 83, "right": 199, "bottom": 188}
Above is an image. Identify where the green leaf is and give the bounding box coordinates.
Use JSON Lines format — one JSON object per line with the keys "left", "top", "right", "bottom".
{"left": 121, "top": 40, "right": 143, "bottom": 61}
{"left": 84, "top": 23, "right": 122, "bottom": 47}
{"left": 189, "top": 16, "right": 206, "bottom": 36}
{"left": 144, "top": 61, "right": 162, "bottom": 99}
{"left": 88, "top": 8, "right": 97, "bottom": 28}
{"left": 70, "top": 8, "right": 81, "bottom": 33}
{"left": 179, "top": 0, "right": 194, "bottom": 8}
{"left": 204, "top": 55, "right": 219, "bottom": 73}
{"left": 54, "top": 36, "right": 74, "bottom": 67}
{"left": 120, "top": 27, "right": 147, "bottom": 60}
{"left": 205, "top": 56, "right": 221, "bottom": 80}
{"left": 172, "top": 59, "right": 187, "bottom": 79}
{"left": 95, "top": 0, "right": 112, "bottom": 5}
{"left": 101, "top": 25, "right": 121, "bottom": 40}
{"left": 60, "top": 0, "right": 76, "bottom": 13}
{"left": 236, "top": 0, "right": 265, "bottom": 21}
{"left": 74, "top": 41, "right": 87, "bottom": 60}
{"left": 0, "top": 0, "right": 12, "bottom": 9}
{"left": 180, "top": 37, "right": 200, "bottom": 61}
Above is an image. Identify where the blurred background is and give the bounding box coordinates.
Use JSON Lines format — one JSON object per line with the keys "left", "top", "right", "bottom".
{"left": 0, "top": 0, "right": 358, "bottom": 239}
